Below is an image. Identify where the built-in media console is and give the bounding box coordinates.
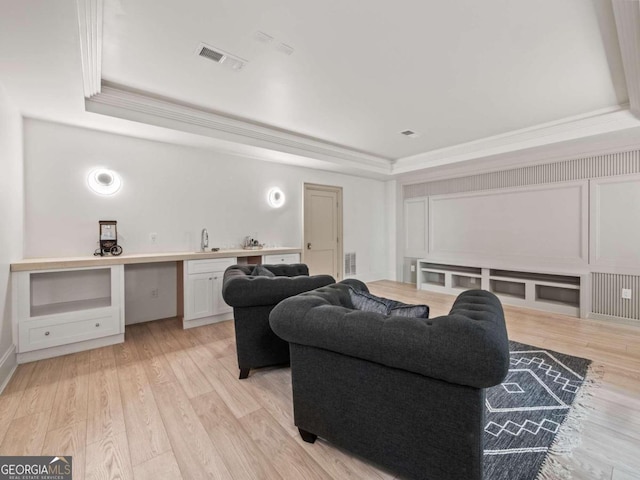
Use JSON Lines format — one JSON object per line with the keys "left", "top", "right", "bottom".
{"left": 416, "top": 260, "right": 587, "bottom": 318}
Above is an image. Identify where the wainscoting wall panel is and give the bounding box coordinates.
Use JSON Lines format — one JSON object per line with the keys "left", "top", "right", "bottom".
{"left": 590, "top": 175, "right": 640, "bottom": 269}
{"left": 592, "top": 273, "right": 640, "bottom": 320}
{"left": 404, "top": 151, "right": 640, "bottom": 199}
{"left": 428, "top": 182, "right": 588, "bottom": 268}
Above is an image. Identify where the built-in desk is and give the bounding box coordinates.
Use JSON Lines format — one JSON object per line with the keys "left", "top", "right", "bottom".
{"left": 11, "top": 248, "right": 301, "bottom": 363}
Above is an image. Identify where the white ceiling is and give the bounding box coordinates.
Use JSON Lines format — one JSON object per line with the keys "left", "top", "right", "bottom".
{"left": 2, "top": 0, "right": 640, "bottom": 178}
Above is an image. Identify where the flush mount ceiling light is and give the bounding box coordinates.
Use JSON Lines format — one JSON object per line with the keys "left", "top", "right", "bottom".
{"left": 87, "top": 168, "right": 122, "bottom": 195}
{"left": 267, "top": 187, "right": 285, "bottom": 208}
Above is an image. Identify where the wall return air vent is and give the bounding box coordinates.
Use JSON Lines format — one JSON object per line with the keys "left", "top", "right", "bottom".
{"left": 196, "top": 43, "right": 247, "bottom": 71}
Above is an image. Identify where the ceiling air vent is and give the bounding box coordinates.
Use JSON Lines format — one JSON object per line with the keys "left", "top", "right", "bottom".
{"left": 400, "top": 130, "right": 420, "bottom": 138}
{"left": 196, "top": 43, "right": 247, "bottom": 71}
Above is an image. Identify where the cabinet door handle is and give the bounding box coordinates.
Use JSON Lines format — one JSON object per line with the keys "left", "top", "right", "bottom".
{"left": 95, "top": 323, "right": 100, "bottom": 327}
{"left": 307, "top": 243, "right": 312, "bottom": 249}
{"left": 44, "top": 331, "right": 50, "bottom": 336}
{"left": 209, "top": 277, "right": 212, "bottom": 280}
{"left": 214, "top": 276, "right": 218, "bottom": 280}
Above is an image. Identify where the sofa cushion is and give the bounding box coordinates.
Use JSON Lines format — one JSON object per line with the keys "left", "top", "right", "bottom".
{"left": 251, "top": 265, "right": 276, "bottom": 277}
{"left": 349, "top": 288, "right": 429, "bottom": 318}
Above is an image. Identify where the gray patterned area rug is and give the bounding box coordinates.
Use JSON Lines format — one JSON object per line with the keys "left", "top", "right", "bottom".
{"left": 484, "top": 341, "right": 597, "bottom": 480}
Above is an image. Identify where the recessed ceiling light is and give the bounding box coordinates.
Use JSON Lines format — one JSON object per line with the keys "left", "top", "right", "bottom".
{"left": 400, "top": 130, "right": 421, "bottom": 138}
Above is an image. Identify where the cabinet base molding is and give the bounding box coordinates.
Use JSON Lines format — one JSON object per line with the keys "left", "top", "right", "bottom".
{"left": 16, "top": 333, "right": 124, "bottom": 364}
{"left": 183, "top": 312, "right": 233, "bottom": 330}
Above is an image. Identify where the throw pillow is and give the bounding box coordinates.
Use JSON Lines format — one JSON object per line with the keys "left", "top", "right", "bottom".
{"left": 388, "top": 302, "right": 429, "bottom": 318}
{"left": 348, "top": 288, "right": 391, "bottom": 314}
{"left": 251, "top": 265, "right": 276, "bottom": 277}
{"left": 349, "top": 287, "right": 429, "bottom": 318}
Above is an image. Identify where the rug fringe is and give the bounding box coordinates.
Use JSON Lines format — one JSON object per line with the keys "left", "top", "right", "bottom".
{"left": 535, "top": 362, "right": 604, "bottom": 480}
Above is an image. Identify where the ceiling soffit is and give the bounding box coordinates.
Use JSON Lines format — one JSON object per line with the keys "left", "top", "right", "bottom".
{"left": 76, "top": 0, "right": 640, "bottom": 177}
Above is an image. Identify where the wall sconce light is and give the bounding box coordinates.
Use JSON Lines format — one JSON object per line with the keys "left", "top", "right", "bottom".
{"left": 87, "top": 168, "right": 122, "bottom": 195}
{"left": 267, "top": 187, "right": 285, "bottom": 208}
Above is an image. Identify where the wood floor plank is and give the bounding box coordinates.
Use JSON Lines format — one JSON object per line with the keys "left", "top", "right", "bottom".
{"left": 165, "top": 349, "right": 214, "bottom": 399}
{"left": 0, "top": 392, "right": 23, "bottom": 445}
{"left": 239, "top": 409, "right": 330, "bottom": 480}
{"left": 48, "top": 350, "right": 90, "bottom": 431}
{"left": 2, "top": 361, "right": 36, "bottom": 395}
{"left": 133, "top": 451, "right": 183, "bottom": 480}
{"left": 217, "top": 354, "right": 296, "bottom": 435}
{"left": 188, "top": 345, "right": 261, "bottom": 418}
{"left": 86, "top": 431, "right": 134, "bottom": 480}
{"left": 146, "top": 319, "right": 185, "bottom": 354}
{"left": 127, "top": 323, "right": 177, "bottom": 386}
{"left": 152, "top": 381, "right": 232, "bottom": 480}
{"left": 114, "top": 330, "right": 141, "bottom": 366}
{"left": 191, "top": 390, "right": 283, "bottom": 480}
{"left": 0, "top": 410, "right": 49, "bottom": 455}
{"left": 86, "top": 346, "right": 126, "bottom": 445}
{"left": 14, "top": 356, "right": 65, "bottom": 418}
{"left": 116, "top": 362, "right": 172, "bottom": 466}
{"left": 207, "top": 337, "right": 237, "bottom": 359}
{"left": 42, "top": 420, "right": 87, "bottom": 480}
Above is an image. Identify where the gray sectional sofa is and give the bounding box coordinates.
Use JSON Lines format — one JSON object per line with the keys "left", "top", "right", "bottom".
{"left": 269, "top": 279, "right": 510, "bottom": 480}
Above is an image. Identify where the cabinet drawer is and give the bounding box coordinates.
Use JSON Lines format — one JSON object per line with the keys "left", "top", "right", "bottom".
{"left": 187, "top": 258, "right": 236, "bottom": 274}
{"left": 18, "top": 308, "right": 120, "bottom": 353}
{"left": 263, "top": 253, "right": 301, "bottom": 265}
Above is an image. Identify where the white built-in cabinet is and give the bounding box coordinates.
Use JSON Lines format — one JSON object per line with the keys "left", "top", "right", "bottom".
{"left": 416, "top": 260, "right": 588, "bottom": 318}
{"left": 12, "top": 265, "right": 125, "bottom": 362}
{"left": 183, "top": 258, "right": 235, "bottom": 328}
{"left": 11, "top": 248, "right": 302, "bottom": 362}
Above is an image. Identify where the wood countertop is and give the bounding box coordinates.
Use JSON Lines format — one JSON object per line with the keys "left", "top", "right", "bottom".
{"left": 10, "top": 247, "right": 302, "bottom": 272}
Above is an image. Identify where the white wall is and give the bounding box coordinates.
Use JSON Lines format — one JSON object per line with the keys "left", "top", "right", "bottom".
{"left": 0, "top": 82, "right": 23, "bottom": 387}
{"left": 23, "top": 119, "right": 391, "bottom": 322}
{"left": 385, "top": 180, "right": 397, "bottom": 281}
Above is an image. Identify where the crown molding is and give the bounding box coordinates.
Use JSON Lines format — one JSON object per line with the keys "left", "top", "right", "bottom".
{"left": 86, "top": 84, "right": 392, "bottom": 174}
{"left": 395, "top": 123, "right": 640, "bottom": 186}
{"left": 391, "top": 106, "right": 640, "bottom": 175}
{"left": 613, "top": 0, "right": 640, "bottom": 116}
{"left": 76, "top": 0, "right": 102, "bottom": 98}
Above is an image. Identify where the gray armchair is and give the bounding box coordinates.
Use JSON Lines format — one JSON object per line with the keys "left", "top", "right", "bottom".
{"left": 269, "top": 280, "right": 510, "bottom": 480}
{"left": 221, "top": 264, "right": 334, "bottom": 379}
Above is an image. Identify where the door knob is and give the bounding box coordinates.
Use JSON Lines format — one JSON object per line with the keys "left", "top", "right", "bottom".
{"left": 307, "top": 243, "right": 312, "bottom": 249}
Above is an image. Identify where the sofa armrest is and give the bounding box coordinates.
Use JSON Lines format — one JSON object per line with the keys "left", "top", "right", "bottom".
{"left": 270, "top": 289, "right": 509, "bottom": 388}
{"left": 222, "top": 274, "right": 336, "bottom": 307}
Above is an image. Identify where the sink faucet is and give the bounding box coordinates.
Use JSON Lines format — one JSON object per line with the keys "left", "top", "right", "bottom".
{"left": 201, "top": 228, "right": 209, "bottom": 252}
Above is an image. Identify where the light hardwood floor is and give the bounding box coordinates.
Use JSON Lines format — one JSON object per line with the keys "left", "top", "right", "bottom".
{"left": 1, "top": 280, "right": 639, "bottom": 480}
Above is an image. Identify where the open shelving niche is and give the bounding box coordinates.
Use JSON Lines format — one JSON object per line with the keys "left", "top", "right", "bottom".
{"left": 417, "top": 261, "right": 584, "bottom": 317}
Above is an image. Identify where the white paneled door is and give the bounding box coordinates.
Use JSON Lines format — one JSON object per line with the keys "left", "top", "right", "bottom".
{"left": 303, "top": 184, "right": 343, "bottom": 280}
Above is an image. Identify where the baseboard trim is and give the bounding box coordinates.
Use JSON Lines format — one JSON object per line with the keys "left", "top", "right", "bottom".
{"left": 183, "top": 312, "right": 233, "bottom": 329}
{"left": 0, "top": 344, "right": 17, "bottom": 394}
{"left": 16, "top": 334, "right": 124, "bottom": 364}
{"left": 588, "top": 312, "right": 640, "bottom": 327}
